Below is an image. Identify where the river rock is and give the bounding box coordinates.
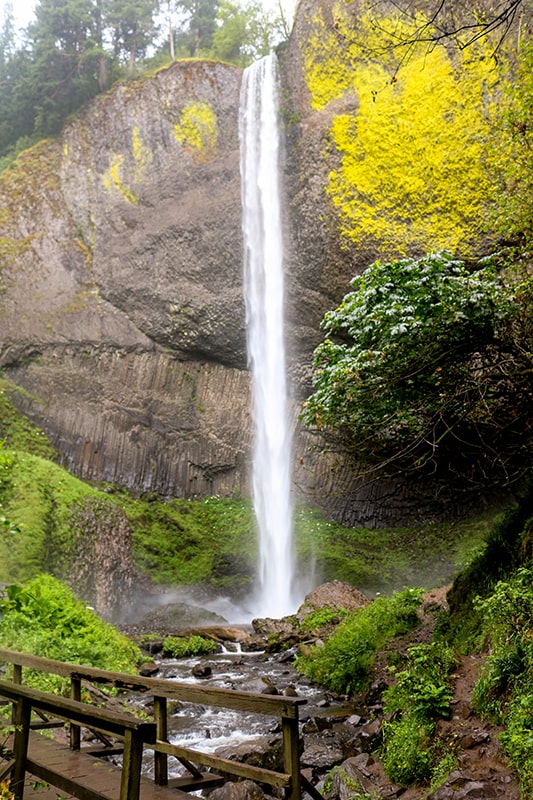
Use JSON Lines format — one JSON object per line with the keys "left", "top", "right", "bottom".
{"left": 133, "top": 602, "right": 229, "bottom": 633}
{"left": 301, "top": 740, "right": 345, "bottom": 770}
{"left": 192, "top": 664, "right": 212, "bottom": 678}
{"left": 325, "top": 756, "right": 374, "bottom": 799}
{"left": 252, "top": 582, "right": 373, "bottom": 648}
{"left": 428, "top": 771, "right": 499, "bottom": 799}
{"left": 207, "top": 780, "right": 265, "bottom": 800}
{"left": 215, "top": 737, "right": 284, "bottom": 772}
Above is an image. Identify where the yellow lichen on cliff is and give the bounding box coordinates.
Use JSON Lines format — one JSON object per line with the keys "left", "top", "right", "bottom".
{"left": 304, "top": 11, "right": 358, "bottom": 110}
{"left": 174, "top": 101, "right": 219, "bottom": 162}
{"left": 304, "top": 4, "right": 503, "bottom": 256}
{"left": 103, "top": 153, "right": 138, "bottom": 204}
{"left": 132, "top": 125, "right": 153, "bottom": 179}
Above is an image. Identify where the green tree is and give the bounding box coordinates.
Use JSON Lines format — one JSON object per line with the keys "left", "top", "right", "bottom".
{"left": 302, "top": 252, "right": 533, "bottom": 487}
{"left": 0, "top": 2, "right": 15, "bottom": 64}
{"left": 211, "top": 0, "right": 284, "bottom": 65}
{"left": 173, "top": 0, "right": 219, "bottom": 57}
{"left": 106, "top": 0, "right": 159, "bottom": 72}
{"left": 26, "top": 0, "right": 104, "bottom": 136}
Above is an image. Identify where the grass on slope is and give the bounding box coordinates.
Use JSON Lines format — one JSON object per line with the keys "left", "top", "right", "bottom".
{"left": 0, "top": 574, "right": 142, "bottom": 692}
{"left": 0, "top": 376, "right": 504, "bottom": 598}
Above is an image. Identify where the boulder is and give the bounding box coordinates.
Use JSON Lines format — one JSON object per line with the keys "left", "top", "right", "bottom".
{"left": 296, "top": 581, "right": 372, "bottom": 624}
{"left": 207, "top": 780, "right": 265, "bottom": 800}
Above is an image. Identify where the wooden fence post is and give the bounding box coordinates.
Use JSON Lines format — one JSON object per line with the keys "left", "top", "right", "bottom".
{"left": 11, "top": 664, "right": 22, "bottom": 725}
{"left": 154, "top": 695, "right": 168, "bottom": 785}
{"left": 69, "top": 677, "right": 81, "bottom": 750}
{"left": 120, "top": 728, "right": 144, "bottom": 800}
{"left": 282, "top": 714, "right": 302, "bottom": 800}
{"left": 10, "top": 696, "right": 31, "bottom": 800}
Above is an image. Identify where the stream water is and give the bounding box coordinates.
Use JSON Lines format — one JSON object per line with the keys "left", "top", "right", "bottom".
{"left": 132, "top": 646, "right": 335, "bottom": 779}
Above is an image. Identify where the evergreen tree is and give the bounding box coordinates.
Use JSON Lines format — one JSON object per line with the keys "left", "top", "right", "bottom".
{"left": 174, "top": 0, "right": 219, "bottom": 57}
{"left": 27, "top": 0, "right": 101, "bottom": 136}
{"left": 105, "top": 0, "right": 159, "bottom": 73}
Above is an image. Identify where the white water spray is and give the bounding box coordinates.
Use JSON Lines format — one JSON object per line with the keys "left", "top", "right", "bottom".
{"left": 239, "top": 54, "right": 296, "bottom": 618}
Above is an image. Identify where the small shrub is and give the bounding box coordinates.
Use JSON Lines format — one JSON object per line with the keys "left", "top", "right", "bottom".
{"left": 296, "top": 588, "right": 423, "bottom": 694}
{"left": 382, "top": 715, "right": 433, "bottom": 785}
{"left": 0, "top": 575, "right": 141, "bottom": 692}
{"left": 472, "top": 566, "right": 533, "bottom": 797}
{"left": 384, "top": 642, "right": 455, "bottom": 720}
{"left": 301, "top": 607, "right": 346, "bottom": 632}
{"left": 382, "top": 642, "right": 456, "bottom": 787}
{"left": 162, "top": 635, "right": 217, "bottom": 659}
{"left": 429, "top": 751, "right": 459, "bottom": 792}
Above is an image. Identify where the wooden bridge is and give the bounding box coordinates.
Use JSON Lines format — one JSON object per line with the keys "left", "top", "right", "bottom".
{"left": 0, "top": 648, "right": 322, "bottom": 800}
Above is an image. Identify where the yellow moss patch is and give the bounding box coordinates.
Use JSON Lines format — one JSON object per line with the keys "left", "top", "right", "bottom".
{"left": 75, "top": 232, "right": 93, "bottom": 271}
{"left": 103, "top": 154, "right": 138, "bottom": 204}
{"left": 304, "top": 11, "right": 357, "bottom": 110}
{"left": 304, "top": 4, "right": 504, "bottom": 256}
{"left": 132, "top": 125, "right": 153, "bottom": 178}
{"left": 174, "top": 101, "right": 218, "bottom": 162}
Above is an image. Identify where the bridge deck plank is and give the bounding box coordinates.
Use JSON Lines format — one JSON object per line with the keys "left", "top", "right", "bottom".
{"left": 19, "top": 732, "right": 193, "bottom": 800}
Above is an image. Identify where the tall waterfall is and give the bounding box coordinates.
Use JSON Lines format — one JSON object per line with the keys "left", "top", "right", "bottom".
{"left": 239, "top": 55, "right": 296, "bottom": 618}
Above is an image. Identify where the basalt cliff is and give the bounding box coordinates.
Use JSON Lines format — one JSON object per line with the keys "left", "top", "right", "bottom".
{"left": 0, "top": 0, "right": 506, "bottom": 525}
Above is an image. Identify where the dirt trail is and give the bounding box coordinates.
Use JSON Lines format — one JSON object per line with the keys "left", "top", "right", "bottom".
{"left": 362, "top": 588, "right": 522, "bottom": 799}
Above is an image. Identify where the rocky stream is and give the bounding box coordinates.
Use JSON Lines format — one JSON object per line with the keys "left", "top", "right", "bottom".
{"left": 119, "top": 582, "right": 522, "bottom": 800}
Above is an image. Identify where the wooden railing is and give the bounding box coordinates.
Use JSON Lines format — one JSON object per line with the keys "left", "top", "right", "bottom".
{"left": 0, "top": 677, "right": 158, "bottom": 800}
{"left": 0, "top": 648, "right": 313, "bottom": 800}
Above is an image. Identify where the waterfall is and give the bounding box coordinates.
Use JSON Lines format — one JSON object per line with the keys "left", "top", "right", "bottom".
{"left": 239, "top": 54, "right": 296, "bottom": 618}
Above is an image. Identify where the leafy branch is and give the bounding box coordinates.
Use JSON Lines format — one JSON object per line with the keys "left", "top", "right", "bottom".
{"left": 301, "top": 252, "right": 533, "bottom": 488}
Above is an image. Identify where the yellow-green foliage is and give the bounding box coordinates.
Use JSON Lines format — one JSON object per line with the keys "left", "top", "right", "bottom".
{"left": 131, "top": 124, "right": 153, "bottom": 179}
{"left": 304, "top": 5, "right": 504, "bottom": 255}
{"left": 174, "top": 101, "right": 218, "bottom": 162}
{"left": 103, "top": 153, "right": 138, "bottom": 204}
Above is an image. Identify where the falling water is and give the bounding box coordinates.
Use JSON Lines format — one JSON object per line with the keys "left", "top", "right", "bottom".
{"left": 239, "top": 54, "right": 296, "bottom": 618}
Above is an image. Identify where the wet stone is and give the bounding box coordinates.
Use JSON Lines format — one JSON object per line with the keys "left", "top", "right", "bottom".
{"left": 207, "top": 779, "right": 265, "bottom": 800}
{"left": 301, "top": 741, "right": 344, "bottom": 769}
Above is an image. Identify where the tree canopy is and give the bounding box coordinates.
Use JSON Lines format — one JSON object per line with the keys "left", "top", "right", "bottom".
{"left": 302, "top": 252, "right": 533, "bottom": 488}
{"left": 0, "top": 0, "right": 285, "bottom": 165}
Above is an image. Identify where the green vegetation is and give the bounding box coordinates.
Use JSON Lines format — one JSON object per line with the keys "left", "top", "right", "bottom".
{"left": 0, "top": 448, "right": 98, "bottom": 583}
{"left": 0, "top": 384, "right": 57, "bottom": 460}
{"left": 381, "top": 643, "right": 456, "bottom": 785}
{"left": 117, "top": 492, "right": 257, "bottom": 592}
{"left": 471, "top": 567, "right": 533, "bottom": 797}
{"left": 0, "top": 379, "right": 502, "bottom": 598}
{"left": 300, "top": 607, "right": 346, "bottom": 632}
{"left": 294, "top": 493, "right": 533, "bottom": 794}
{"left": 302, "top": 252, "right": 532, "bottom": 488}
{"left": 0, "top": 575, "right": 141, "bottom": 692}
{"left": 296, "top": 588, "right": 423, "bottom": 694}
{"left": 162, "top": 634, "right": 217, "bottom": 658}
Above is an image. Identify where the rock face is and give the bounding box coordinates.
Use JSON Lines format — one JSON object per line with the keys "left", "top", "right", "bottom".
{"left": 68, "top": 497, "right": 137, "bottom": 622}
{"left": 0, "top": 2, "right": 504, "bottom": 524}
{"left": 0, "top": 60, "right": 252, "bottom": 500}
